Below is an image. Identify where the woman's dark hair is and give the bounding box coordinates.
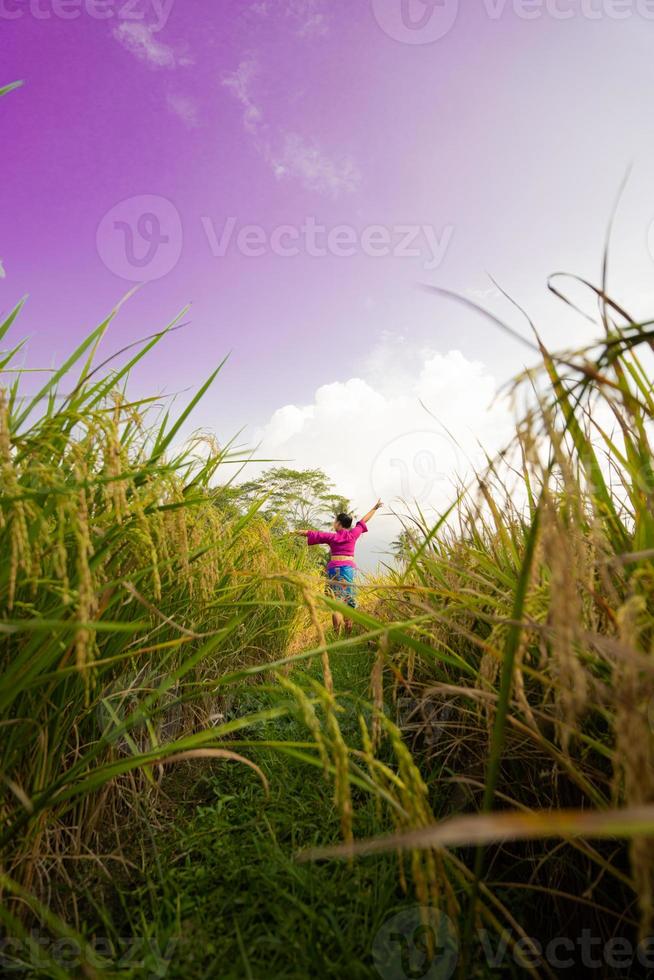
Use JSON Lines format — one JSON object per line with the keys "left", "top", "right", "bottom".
{"left": 336, "top": 513, "right": 353, "bottom": 529}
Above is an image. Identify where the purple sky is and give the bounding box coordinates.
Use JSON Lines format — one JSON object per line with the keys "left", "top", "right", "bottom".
{"left": 3, "top": 0, "right": 654, "bottom": 463}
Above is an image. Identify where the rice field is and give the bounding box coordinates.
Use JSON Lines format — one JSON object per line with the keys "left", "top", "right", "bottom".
{"left": 2, "top": 85, "right": 654, "bottom": 980}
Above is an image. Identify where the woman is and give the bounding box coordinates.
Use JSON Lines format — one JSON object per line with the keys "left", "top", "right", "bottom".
{"left": 295, "top": 499, "right": 383, "bottom": 634}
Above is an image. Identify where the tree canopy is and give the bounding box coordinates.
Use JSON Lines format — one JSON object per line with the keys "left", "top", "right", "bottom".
{"left": 226, "top": 467, "right": 351, "bottom": 533}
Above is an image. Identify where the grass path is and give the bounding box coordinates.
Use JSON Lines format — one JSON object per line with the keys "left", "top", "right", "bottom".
{"left": 129, "top": 645, "right": 417, "bottom": 980}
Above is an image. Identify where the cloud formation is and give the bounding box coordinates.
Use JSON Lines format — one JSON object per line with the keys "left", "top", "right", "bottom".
{"left": 166, "top": 92, "right": 200, "bottom": 128}
{"left": 286, "top": 0, "right": 330, "bottom": 37}
{"left": 113, "top": 23, "right": 192, "bottom": 70}
{"left": 251, "top": 0, "right": 331, "bottom": 37}
{"left": 221, "top": 56, "right": 263, "bottom": 134}
{"left": 246, "top": 342, "right": 515, "bottom": 567}
{"left": 222, "top": 55, "right": 360, "bottom": 197}
{"left": 270, "top": 132, "right": 361, "bottom": 197}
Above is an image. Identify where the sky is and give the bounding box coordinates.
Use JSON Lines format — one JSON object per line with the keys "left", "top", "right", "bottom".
{"left": 3, "top": 0, "right": 654, "bottom": 565}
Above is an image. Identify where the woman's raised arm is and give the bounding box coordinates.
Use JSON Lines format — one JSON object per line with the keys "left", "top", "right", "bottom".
{"left": 360, "top": 499, "right": 383, "bottom": 525}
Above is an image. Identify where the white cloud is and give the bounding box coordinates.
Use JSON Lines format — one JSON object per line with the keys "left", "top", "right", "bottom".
{"left": 113, "top": 23, "right": 193, "bottom": 70}
{"left": 250, "top": 0, "right": 330, "bottom": 37}
{"left": 286, "top": 0, "right": 330, "bottom": 37}
{"left": 222, "top": 56, "right": 360, "bottom": 197}
{"left": 245, "top": 344, "right": 515, "bottom": 568}
{"left": 467, "top": 286, "right": 502, "bottom": 302}
{"left": 222, "top": 56, "right": 264, "bottom": 135}
{"left": 270, "top": 132, "right": 361, "bottom": 196}
{"left": 166, "top": 93, "right": 200, "bottom": 128}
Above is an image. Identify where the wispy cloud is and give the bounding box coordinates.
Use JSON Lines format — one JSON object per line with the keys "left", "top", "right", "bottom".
{"left": 270, "top": 132, "right": 361, "bottom": 196}
{"left": 250, "top": 0, "right": 331, "bottom": 37}
{"left": 166, "top": 93, "right": 200, "bottom": 128}
{"left": 221, "top": 56, "right": 263, "bottom": 135}
{"left": 286, "top": 0, "right": 330, "bottom": 37}
{"left": 222, "top": 55, "right": 360, "bottom": 197}
{"left": 113, "top": 23, "right": 193, "bottom": 70}
{"left": 247, "top": 344, "right": 513, "bottom": 567}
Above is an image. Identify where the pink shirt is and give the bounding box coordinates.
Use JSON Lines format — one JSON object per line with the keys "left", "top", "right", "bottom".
{"left": 306, "top": 521, "right": 368, "bottom": 568}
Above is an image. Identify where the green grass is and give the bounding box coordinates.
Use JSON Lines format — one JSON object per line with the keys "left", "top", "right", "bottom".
{"left": 67, "top": 646, "right": 510, "bottom": 980}
{"left": 3, "top": 76, "right": 654, "bottom": 980}
{"left": 3, "top": 279, "right": 653, "bottom": 978}
{"left": 159, "top": 742, "right": 401, "bottom": 977}
{"left": 61, "top": 647, "right": 421, "bottom": 980}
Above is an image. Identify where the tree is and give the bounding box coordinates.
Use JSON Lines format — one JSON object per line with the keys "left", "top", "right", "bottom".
{"left": 228, "top": 467, "right": 351, "bottom": 533}
{"left": 392, "top": 528, "right": 420, "bottom": 565}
